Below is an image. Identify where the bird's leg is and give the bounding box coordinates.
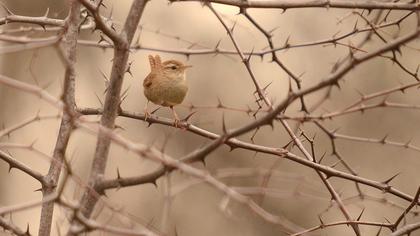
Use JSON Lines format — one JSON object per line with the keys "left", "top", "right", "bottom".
{"left": 144, "top": 100, "right": 151, "bottom": 121}
{"left": 170, "top": 106, "right": 180, "bottom": 127}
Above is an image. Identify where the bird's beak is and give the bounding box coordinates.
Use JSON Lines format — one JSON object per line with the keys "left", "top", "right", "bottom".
{"left": 183, "top": 65, "right": 193, "bottom": 69}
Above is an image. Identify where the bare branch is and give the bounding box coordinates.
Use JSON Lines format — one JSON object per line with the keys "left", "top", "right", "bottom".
{"left": 170, "top": 0, "right": 420, "bottom": 11}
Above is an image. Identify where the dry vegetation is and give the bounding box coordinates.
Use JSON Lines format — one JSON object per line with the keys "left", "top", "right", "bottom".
{"left": 0, "top": 0, "right": 420, "bottom": 235}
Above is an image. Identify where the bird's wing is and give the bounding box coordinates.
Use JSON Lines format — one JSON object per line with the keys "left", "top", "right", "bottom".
{"left": 143, "top": 73, "right": 154, "bottom": 88}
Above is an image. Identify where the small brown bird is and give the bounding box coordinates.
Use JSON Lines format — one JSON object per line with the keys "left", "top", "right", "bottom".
{"left": 143, "top": 55, "right": 192, "bottom": 126}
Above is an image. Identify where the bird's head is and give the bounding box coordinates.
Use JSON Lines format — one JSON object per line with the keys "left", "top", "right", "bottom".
{"left": 148, "top": 55, "right": 192, "bottom": 79}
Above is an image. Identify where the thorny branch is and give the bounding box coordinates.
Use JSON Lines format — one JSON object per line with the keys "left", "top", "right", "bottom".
{"left": 0, "top": 0, "right": 419, "bottom": 236}
{"left": 67, "top": 0, "right": 148, "bottom": 235}
{"left": 37, "top": 1, "right": 81, "bottom": 236}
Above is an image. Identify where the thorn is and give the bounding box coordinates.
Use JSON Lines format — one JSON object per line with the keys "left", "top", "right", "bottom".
{"left": 262, "top": 81, "right": 273, "bottom": 92}
{"left": 182, "top": 111, "right": 197, "bottom": 123}
{"left": 43, "top": 8, "right": 50, "bottom": 18}
{"left": 318, "top": 215, "right": 325, "bottom": 226}
{"left": 245, "top": 105, "right": 253, "bottom": 116}
{"left": 330, "top": 159, "right": 342, "bottom": 168}
{"left": 333, "top": 80, "right": 341, "bottom": 89}
{"left": 395, "top": 46, "right": 403, "bottom": 57}
{"left": 97, "top": 33, "right": 110, "bottom": 44}
{"left": 120, "top": 86, "right": 130, "bottom": 103}
{"left": 187, "top": 42, "right": 197, "bottom": 50}
{"left": 98, "top": 0, "right": 107, "bottom": 8}
{"left": 375, "top": 226, "right": 382, "bottom": 236}
{"left": 332, "top": 30, "right": 341, "bottom": 40}
{"left": 267, "top": 119, "right": 274, "bottom": 130}
{"left": 282, "top": 139, "right": 294, "bottom": 149}
{"left": 330, "top": 127, "right": 340, "bottom": 136}
{"left": 382, "top": 172, "right": 400, "bottom": 185}
{"left": 250, "top": 127, "right": 259, "bottom": 143}
{"left": 324, "top": 173, "right": 332, "bottom": 179}
{"left": 356, "top": 208, "right": 365, "bottom": 221}
{"left": 200, "top": 157, "right": 206, "bottom": 166}
{"left": 29, "top": 139, "right": 37, "bottom": 149}
{"left": 217, "top": 97, "right": 225, "bottom": 108}
{"left": 222, "top": 113, "right": 227, "bottom": 134}
{"left": 251, "top": 150, "right": 258, "bottom": 158}
{"left": 34, "top": 188, "right": 43, "bottom": 192}
{"left": 230, "top": 21, "right": 237, "bottom": 33}
{"left": 0, "top": 2, "right": 13, "bottom": 15}
{"left": 188, "top": 103, "right": 195, "bottom": 111}
{"left": 283, "top": 35, "right": 291, "bottom": 48}
{"left": 404, "top": 138, "right": 412, "bottom": 148}
{"left": 287, "top": 76, "right": 293, "bottom": 94}
{"left": 94, "top": 93, "right": 104, "bottom": 107}
{"left": 214, "top": 39, "right": 222, "bottom": 50}
{"left": 268, "top": 26, "right": 279, "bottom": 35}
{"left": 245, "top": 47, "right": 254, "bottom": 63}
{"left": 99, "top": 69, "right": 110, "bottom": 93}
{"left": 151, "top": 107, "right": 161, "bottom": 114}
{"left": 110, "top": 23, "right": 116, "bottom": 31}
{"left": 318, "top": 151, "right": 327, "bottom": 164}
{"left": 125, "top": 61, "right": 133, "bottom": 77}
{"left": 380, "top": 134, "right": 388, "bottom": 144}
{"left": 150, "top": 179, "right": 158, "bottom": 188}
{"left": 228, "top": 143, "right": 237, "bottom": 152}
{"left": 353, "top": 18, "right": 359, "bottom": 32}
{"left": 116, "top": 168, "right": 121, "bottom": 179}
{"left": 26, "top": 223, "right": 30, "bottom": 235}
{"left": 331, "top": 59, "right": 341, "bottom": 73}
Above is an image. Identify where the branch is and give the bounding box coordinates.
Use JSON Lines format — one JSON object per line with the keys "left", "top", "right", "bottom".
{"left": 0, "top": 149, "right": 45, "bottom": 184}
{"left": 68, "top": 0, "right": 148, "bottom": 234}
{"left": 77, "top": 0, "right": 121, "bottom": 43}
{"left": 78, "top": 108, "right": 418, "bottom": 206}
{"left": 0, "top": 13, "right": 64, "bottom": 27}
{"left": 390, "top": 222, "right": 420, "bottom": 236}
{"left": 38, "top": 1, "right": 81, "bottom": 235}
{"left": 0, "top": 216, "right": 30, "bottom": 236}
{"left": 393, "top": 187, "right": 420, "bottom": 230}
{"left": 170, "top": 0, "right": 420, "bottom": 11}
{"left": 291, "top": 219, "right": 392, "bottom": 236}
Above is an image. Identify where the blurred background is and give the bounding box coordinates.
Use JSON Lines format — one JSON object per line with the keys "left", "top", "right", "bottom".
{"left": 1, "top": 0, "right": 419, "bottom": 235}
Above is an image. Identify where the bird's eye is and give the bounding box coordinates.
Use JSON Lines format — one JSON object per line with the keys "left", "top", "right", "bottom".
{"left": 171, "top": 66, "right": 177, "bottom": 70}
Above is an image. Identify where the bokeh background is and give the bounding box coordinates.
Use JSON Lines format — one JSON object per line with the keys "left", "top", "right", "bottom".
{"left": 1, "top": 0, "right": 419, "bottom": 235}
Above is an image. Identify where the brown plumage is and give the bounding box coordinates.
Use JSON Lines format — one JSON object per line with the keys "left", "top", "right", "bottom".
{"left": 143, "top": 55, "right": 192, "bottom": 126}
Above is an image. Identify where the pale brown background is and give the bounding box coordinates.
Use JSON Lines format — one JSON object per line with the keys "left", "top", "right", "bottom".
{"left": 1, "top": 0, "right": 419, "bottom": 235}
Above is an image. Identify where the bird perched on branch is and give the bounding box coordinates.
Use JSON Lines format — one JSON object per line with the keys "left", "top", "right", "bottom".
{"left": 143, "top": 55, "right": 192, "bottom": 126}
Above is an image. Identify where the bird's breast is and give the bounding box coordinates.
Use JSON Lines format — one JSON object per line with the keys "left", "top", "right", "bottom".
{"left": 144, "top": 75, "right": 188, "bottom": 106}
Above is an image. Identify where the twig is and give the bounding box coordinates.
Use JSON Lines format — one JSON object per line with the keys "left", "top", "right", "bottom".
{"left": 67, "top": 0, "right": 148, "bottom": 234}
{"left": 38, "top": 1, "right": 81, "bottom": 235}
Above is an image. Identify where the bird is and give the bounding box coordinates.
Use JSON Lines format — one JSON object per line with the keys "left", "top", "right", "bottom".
{"left": 143, "top": 55, "right": 192, "bottom": 127}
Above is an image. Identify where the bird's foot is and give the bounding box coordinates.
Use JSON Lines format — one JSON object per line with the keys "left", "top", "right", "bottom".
{"left": 174, "top": 118, "right": 180, "bottom": 128}
{"left": 144, "top": 110, "right": 151, "bottom": 121}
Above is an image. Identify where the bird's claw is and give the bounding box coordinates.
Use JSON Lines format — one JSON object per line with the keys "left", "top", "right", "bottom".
{"left": 174, "top": 118, "right": 180, "bottom": 128}
{"left": 144, "top": 110, "right": 151, "bottom": 121}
